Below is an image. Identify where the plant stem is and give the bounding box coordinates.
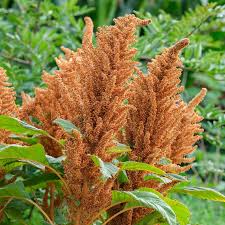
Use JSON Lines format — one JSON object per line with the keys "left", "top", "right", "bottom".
{"left": 27, "top": 205, "right": 35, "bottom": 219}
{"left": 185, "top": 14, "right": 212, "bottom": 38}
{"left": 42, "top": 185, "right": 49, "bottom": 212}
{"left": 75, "top": 181, "right": 89, "bottom": 225}
{"left": 49, "top": 183, "right": 55, "bottom": 222}
{"left": 102, "top": 206, "right": 142, "bottom": 225}
{"left": 0, "top": 196, "right": 54, "bottom": 225}
{"left": 0, "top": 198, "right": 12, "bottom": 214}
{"left": 17, "top": 158, "right": 71, "bottom": 195}
{"left": 0, "top": 53, "right": 31, "bottom": 65}
{"left": 88, "top": 201, "right": 127, "bottom": 224}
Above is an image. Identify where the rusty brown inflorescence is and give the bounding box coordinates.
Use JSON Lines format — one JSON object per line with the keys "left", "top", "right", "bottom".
{"left": 0, "top": 68, "right": 18, "bottom": 143}
{"left": 0, "top": 15, "right": 206, "bottom": 225}
{"left": 112, "top": 38, "right": 206, "bottom": 224}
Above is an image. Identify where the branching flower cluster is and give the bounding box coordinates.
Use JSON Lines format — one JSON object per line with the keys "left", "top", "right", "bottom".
{"left": 0, "top": 15, "right": 206, "bottom": 225}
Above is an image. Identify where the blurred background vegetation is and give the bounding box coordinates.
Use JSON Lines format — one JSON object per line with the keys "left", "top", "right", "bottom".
{"left": 0, "top": 0, "right": 224, "bottom": 224}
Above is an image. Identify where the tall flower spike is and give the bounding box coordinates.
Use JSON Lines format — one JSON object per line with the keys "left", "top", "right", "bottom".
{"left": 125, "top": 39, "right": 190, "bottom": 166}
{"left": 112, "top": 38, "right": 206, "bottom": 224}
{"left": 19, "top": 74, "right": 67, "bottom": 157}
{"left": 0, "top": 68, "right": 18, "bottom": 143}
{"left": 82, "top": 17, "right": 94, "bottom": 48}
{"left": 169, "top": 88, "right": 207, "bottom": 173}
{"left": 18, "top": 16, "right": 206, "bottom": 225}
{"left": 0, "top": 68, "right": 17, "bottom": 116}
{"left": 20, "top": 15, "right": 150, "bottom": 224}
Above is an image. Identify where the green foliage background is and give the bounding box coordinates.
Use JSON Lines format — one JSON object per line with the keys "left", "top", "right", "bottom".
{"left": 0, "top": 0, "right": 224, "bottom": 224}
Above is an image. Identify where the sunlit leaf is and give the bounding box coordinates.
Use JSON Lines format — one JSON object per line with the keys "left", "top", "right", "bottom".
{"left": 107, "top": 143, "right": 131, "bottom": 154}
{"left": 121, "top": 161, "right": 165, "bottom": 175}
{"left": 9, "top": 134, "right": 39, "bottom": 145}
{"left": 171, "top": 186, "right": 225, "bottom": 202}
{"left": 0, "top": 181, "right": 30, "bottom": 199}
{"left": 0, "top": 115, "right": 48, "bottom": 136}
{"left": 164, "top": 198, "right": 191, "bottom": 225}
{"left": 144, "top": 174, "right": 171, "bottom": 184}
{"left": 0, "top": 144, "right": 48, "bottom": 172}
{"left": 118, "top": 170, "right": 129, "bottom": 184}
{"left": 91, "top": 155, "right": 119, "bottom": 180}
{"left": 53, "top": 118, "right": 80, "bottom": 134}
{"left": 166, "top": 174, "right": 187, "bottom": 182}
{"left": 112, "top": 190, "right": 176, "bottom": 225}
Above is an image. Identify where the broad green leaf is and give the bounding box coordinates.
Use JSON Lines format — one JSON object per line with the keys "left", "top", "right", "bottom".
{"left": 137, "top": 187, "right": 164, "bottom": 198}
{"left": 23, "top": 173, "right": 59, "bottom": 187}
{"left": 0, "top": 144, "right": 48, "bottom": 172}
{"left": 135, "top": 188, "right": 190, "bottom": 225}
{"left": 112, "top": 190, "right": 176, "bottom": 225}
{"left": 164, "top": 198, "right": 190, "bottom": 225}
{"left": 0, "top": 115, "right": 48, "bottom": 136}
{"left": 171, "top": 186, "right": 225, "bottom": 202}
{"left": 170, "top": 181, "right": 190, "bottom": 190}
{"left": 46, "top": 155, "right": 66, "bottom": 172}
{"left": 118, "top": 170, "right": 129, "bottom": 184}
{"left": 3, "top": 200, "right": 31, "bottom": 223}
{"left": 9, "top": 134, "right": 39, "bottom": 145}
{"left": 53, "top": 118, "right": 80, "bottom": 134}
{"left": 117, "top": 152, "right": 129, "bottom": 162}
{"left": 0, "top": 144, "right": 48, "bottom": 164}
{"left": 144, "top": 173, "right": 187, "bottom": 184}
{"left": 0, "top": 181, "right": 30, "bottom": 199}
{"left": 135, "top": 199, "right": 190, "bottom": 225}
{"left": 46, "top": 155, "right": 66, "bottom": 165}
{"left": 121, "top": 161, "right": 165, "bottom": 175}
{"left": 166, "top": 174, "right": 187, "bottom": 182}
{"left": 91, "top": 155, "right": 119, "bottom": 180}
{"left": 144, "top": 174, "right": 171, "bottom": 184}
{"left": 107, "top": 143, "right": 131, "bottom": 154}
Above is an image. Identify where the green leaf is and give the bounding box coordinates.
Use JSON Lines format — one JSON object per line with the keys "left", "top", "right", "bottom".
{"left": 9, "top": 134, "right": 39, "bottom": 145}
{"left": 118, "top": 170, "right": 129, "bottom": 184}
{"left": 0, "top": 115, "right": 48, "bottom": 136}
{"left": 46, "top": 155, "right": 66, "bottom": 164}
{"left": 23, "top": 173, "right": 59, "bottom": 188}
{"left": 107, "top": 143, "right": 131, "bottom": 154}
{"left": 112, "top": 190, "right": 176, "bottom": 225}
{"left": 0, "top": 144, "right": 48, "bottom": 172}
{"left": 3, "top": 200, "right": 31, "bottom": 223}
{"left": 46, "top": 155, "right": 65, "bottom": 172}
{"left": 0, "top": 144, "right": 48, "bottom": 164}
{"left": 143, "top": 173, "right": 187, "bottom": 184}
{"left": 137, "top": 187, "right": 163, "bottom": 198}
{"left": 0, "top": 181, "right": 30, "bottom": 199}
{"left": 164, "top": 198, "right": 190, "bottom": 225}
{"left": 134, "top": 188, "right": 190, "bottom": 225}
{"left": 166, "top": 174, "right": 187, "bottom": 182}
{"left": 144, "top": 174, "right": 171, "bottom": 184}
{"left": 171, "top": 186, "right": 225, "bottom": 202}
{"left": 53, "top": 118, "right": 80, "bottom": 134}
{"left": 91, "top": 155, "right": 119, "bottom": 180}
{"left": 121, "top": 161, "right": 165, "bottom": 175}
{"left": 135, "top": 198, "right": 190, "bottom": 225}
